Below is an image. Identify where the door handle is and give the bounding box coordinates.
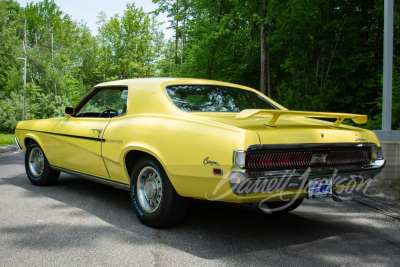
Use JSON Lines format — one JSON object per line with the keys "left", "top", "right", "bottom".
{"left": 91, "top": 129, "right": 103, "bottom": 134}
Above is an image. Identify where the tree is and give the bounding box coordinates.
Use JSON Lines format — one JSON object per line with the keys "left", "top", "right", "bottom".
{"left": 0, "top": 0, "right": 24, "bottom": 98}
{"left": 97, "top": 3, "right": 163, "bottom": 80}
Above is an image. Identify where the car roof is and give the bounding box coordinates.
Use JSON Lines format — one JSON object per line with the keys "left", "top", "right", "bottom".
{"left": 94, "top": 77, "right": 249, "bottom": 89}
{"left": 91, "top": 78, "right": 286, "bottom": 115}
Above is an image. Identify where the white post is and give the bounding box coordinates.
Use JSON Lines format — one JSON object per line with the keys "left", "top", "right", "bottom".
{"left": 16, "top": 57, "right": 27, "bottom": 121}
{"left": 382, "top": 0, "right": 394, "bottom": 131}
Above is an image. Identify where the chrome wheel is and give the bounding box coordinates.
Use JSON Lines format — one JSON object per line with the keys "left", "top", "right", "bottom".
{"left": 130, "top": 157, "right": 188, "bottom": 228}
{"left": 29, "top": 147, "right": 45, "bottom": 178}
{"left": 137, "top": 166, "right": 163, "bottom": 213}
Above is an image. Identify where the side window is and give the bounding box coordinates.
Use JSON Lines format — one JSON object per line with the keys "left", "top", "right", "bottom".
{"left": 76, "top": 88, "right": 128, "bottom": 118}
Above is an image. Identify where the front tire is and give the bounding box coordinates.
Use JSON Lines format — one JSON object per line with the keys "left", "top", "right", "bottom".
{"left": 25, "top": 141, "right": 60, "bottom": 186}
{"left": 130, "top": 156, "right": 187, "bottom": 228}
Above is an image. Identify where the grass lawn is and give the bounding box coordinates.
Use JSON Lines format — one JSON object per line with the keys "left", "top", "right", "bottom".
{"left": 0, "top": 133, "right": 15, "bottom": 147}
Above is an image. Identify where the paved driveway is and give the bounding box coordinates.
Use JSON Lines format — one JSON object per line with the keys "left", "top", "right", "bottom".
{"left": 1, "top": 151, "right": 399, "bottom": 266}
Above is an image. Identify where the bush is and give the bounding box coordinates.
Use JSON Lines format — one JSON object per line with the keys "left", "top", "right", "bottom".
{"left": 0, "top": 86, "right": 70, "bottom": 133}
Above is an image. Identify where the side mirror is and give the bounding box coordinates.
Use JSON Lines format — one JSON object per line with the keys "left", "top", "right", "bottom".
{"left": 63, "top": 107, "right": 74, "bottom": 116}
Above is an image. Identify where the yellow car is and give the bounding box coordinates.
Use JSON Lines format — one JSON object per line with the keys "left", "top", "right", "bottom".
{"left": 14, "top": 78, "right": 385, "bottom": 228}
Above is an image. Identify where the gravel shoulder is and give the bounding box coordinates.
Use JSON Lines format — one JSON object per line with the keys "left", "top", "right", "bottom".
{"left": 0, "top": 145, "right": 21, "bottom": 155}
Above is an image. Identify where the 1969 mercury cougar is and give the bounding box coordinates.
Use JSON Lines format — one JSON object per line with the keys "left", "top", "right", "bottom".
{"left": 14, "top": 78, "right": 385, "bottom": 228}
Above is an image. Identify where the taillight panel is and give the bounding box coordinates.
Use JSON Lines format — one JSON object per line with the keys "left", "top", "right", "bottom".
{"left": 245, "top": 148, "right": 371, "bottom": 170}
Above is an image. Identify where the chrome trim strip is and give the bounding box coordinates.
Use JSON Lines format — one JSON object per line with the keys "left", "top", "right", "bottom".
{"left": 51, "top": 165, "right": 130, "bottom": 191}
{"left": 246, "top": 142, "right": 379, "bottom": 152}
{"left": 14, "top": 136, "right": 22, "bottom": 149}
{"left": 229, "top": 156, "right": 386, "bottom": 195}
{"left": 245, "top": 159, "right": 386, "bottom": 179}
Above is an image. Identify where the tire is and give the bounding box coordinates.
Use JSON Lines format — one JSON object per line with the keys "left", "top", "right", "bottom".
{"left": 260, "top": 198, "right": 304, "bottom": 214}
{"left": 130, "top": 156, "right": 187, "bottom": 228}
{"left": 25, "top": 141, "right": 60, "bottom": 186}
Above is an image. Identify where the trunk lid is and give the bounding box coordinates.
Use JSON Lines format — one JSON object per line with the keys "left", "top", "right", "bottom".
{"left": 190, "top": 112, "right": 372, "bottom": 144}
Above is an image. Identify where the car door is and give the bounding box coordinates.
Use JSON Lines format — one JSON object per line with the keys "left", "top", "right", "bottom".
{"left": 51, "top": 117, "right": 110, "bottom": 177}
{"left": 51, "top": 87, "right": 128, "bottom": 178}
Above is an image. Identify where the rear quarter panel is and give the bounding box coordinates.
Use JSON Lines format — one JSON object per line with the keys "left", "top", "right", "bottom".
{"left": 102, "top": 114, "right": 260, "bottom": 201}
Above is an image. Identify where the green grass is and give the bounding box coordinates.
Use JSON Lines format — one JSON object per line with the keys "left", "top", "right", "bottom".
{"left": 0, "top": 133, "right": 15, "bottom": 147}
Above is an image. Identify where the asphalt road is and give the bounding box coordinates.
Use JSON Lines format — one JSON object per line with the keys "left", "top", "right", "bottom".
{"left": 1, "top": 151, "right": 399, "bottom": 266}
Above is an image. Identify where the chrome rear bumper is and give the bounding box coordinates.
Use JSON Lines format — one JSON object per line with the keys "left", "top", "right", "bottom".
{"left": 229, "top": 159, "right": 385, "bottom": 195}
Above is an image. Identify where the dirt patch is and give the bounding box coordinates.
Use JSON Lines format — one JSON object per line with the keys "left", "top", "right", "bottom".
{"left": 367, "top": 182, "right": 400, "bottom": 205}
{"left": 0, "top": 145, "right": 21, "bottom": 155}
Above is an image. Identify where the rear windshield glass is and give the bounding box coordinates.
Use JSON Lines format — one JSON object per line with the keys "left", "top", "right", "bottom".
{"left": 166, "top": 85, "right": 278, "bottom": 112}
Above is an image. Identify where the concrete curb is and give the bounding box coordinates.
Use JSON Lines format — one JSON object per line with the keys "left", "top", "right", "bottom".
{"left": 0, "top": 145, "right": 21, "bottom": 155}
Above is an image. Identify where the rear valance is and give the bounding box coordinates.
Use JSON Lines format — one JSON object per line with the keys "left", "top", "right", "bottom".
{"left": 235, "top": 109, "right": 367, "bottom": 127}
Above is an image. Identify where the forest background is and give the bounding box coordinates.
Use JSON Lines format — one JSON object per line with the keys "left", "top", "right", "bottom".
{"left": 0, "top": 0, "right": 399, "bottom": 133}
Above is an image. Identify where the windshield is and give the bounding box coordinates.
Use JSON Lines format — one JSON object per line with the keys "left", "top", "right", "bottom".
{"left": 166, "top": 85, "right": 278, "bottom": 112}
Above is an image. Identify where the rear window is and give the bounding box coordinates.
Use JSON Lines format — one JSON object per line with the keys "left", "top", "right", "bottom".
{"left": 166, "top": 85, "right": 278, "bottom": 112}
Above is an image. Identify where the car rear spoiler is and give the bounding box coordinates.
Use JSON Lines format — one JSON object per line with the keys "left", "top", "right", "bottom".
{"left": 235, "top": 109, "right": 367, "bottom": 127}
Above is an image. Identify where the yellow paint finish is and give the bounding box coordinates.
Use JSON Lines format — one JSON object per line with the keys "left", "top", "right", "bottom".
{"left": 50, "top": 117, "right": 111, "bottom": 178}
{"left": 102, "top": 113, "right": 260, "bottom": 193}
{"left": 14, "top": 78, "right": 383, "bottom": 203}
{"left": 191, "top": 113, "right": 380, "bottom": 146}
{"left": 15, "top": 118, "right": 62, "bottom": 164}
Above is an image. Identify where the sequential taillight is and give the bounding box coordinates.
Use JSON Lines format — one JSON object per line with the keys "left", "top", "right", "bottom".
{"left": 245, "top": 148, "right": 371, "bottom": 170}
